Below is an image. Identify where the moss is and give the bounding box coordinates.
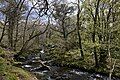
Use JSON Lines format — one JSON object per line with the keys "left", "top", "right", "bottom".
{"left": 0, "top": 57, "right": 38, "bottom": 80}
{"left": 4, "top": 73, "right": 18, "bottom": 80}
{"left": 0, "top": 59, "right": 17, "bottom": 80}
{"left": 11, "top": 67, "right": 31, "bottom": 80}
{"left": 0, "top": 47, "right": 38, "bottom": 80}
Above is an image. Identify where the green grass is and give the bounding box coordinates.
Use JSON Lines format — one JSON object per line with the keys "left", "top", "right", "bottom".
{"left": 0, "top": 47, "right": 38, "bottom": 80}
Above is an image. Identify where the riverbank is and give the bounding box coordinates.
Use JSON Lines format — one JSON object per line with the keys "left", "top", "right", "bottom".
{"left": 48, "top": 49, "right": 120, "bottom": 79}
{"left": 0, "top": 47, "right": 38, "bottom": 80}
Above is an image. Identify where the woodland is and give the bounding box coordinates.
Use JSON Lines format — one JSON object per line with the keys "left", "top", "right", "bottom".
{"left": 0, "top": 0, "right": 120, "bottom": 80}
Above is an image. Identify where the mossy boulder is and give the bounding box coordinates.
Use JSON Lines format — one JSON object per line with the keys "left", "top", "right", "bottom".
{"left": 0, "top": 47, "right": 38, "bottom": 80}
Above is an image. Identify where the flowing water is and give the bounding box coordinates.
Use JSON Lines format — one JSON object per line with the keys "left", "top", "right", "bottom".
{"left": 19, "top": 52, "right": 120, "bottom": 80}
{"left": 17, "top": 50, "right": 120, "bottom": 80}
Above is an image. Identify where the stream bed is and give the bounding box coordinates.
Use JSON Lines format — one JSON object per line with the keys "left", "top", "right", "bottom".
{"left": 19, "top": 56, "right": 120, "bottom": 80}
{"left": 32, "top": 66, "right": 116, "bottom": 80}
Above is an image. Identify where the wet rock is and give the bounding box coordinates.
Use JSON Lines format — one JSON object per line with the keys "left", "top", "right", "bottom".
{"left": 39, "top": 50, "right": 46, "bottom": 61}
{"left": 91, "top": 74, "right": 102, "bottom": 79}
{"left": 23, "top": 65, "right": 32, "bottom": 68}
{"left": 14, "top": 55, "right": 26, "bottom": 62}
{"left": 30, "top": 66, "right": 50, "bottom": 71}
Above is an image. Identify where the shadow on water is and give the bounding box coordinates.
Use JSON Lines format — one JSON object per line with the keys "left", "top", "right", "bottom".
{"left": 32, "top": 66, "right": 120, "bottom": 80}
{"left": 21, "top": 61, "right": 120, "bottom": 80}
{"left": 17, "top": 51, "right": 120, "bottom": 80}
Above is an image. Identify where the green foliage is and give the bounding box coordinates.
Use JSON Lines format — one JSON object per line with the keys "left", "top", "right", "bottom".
{"left": 0, "top": 0, "right": 120, "bottom": 78}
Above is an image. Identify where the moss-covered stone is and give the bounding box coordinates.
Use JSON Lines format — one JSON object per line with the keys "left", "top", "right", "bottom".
{"left": 0, "top": 47, "right": 38, "bottom": 80}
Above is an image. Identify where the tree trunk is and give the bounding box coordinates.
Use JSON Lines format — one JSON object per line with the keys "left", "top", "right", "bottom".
{"left": 8, "top": 18, "right": 14, "bottom": 50}
{"left": 92, "top": 29, "right": 99, "bottom": 67}
{"left": 13, "top": 20, "right": 19, "bottom": 51}
{"left": 92, "top": 0, "right": 101, "bottom": 67}
{"left": 77, "top": 0, "right": 84, "bottom": 59}
{"left": 0, "top": 17, "right": 7, "bottom": 43}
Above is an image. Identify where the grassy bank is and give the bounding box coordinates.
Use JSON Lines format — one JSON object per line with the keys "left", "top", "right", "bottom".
{"left": 0, "top": 47, "right": 38, "bottom": 80}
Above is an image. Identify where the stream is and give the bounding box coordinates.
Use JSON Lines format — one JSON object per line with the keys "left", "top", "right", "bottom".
{"left": 19, "top": 52, "right": 120, "bottom": 80}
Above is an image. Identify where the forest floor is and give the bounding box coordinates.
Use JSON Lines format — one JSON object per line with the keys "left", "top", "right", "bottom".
{"left": 0, "top": 47, "right": 38, "bottom": 80}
